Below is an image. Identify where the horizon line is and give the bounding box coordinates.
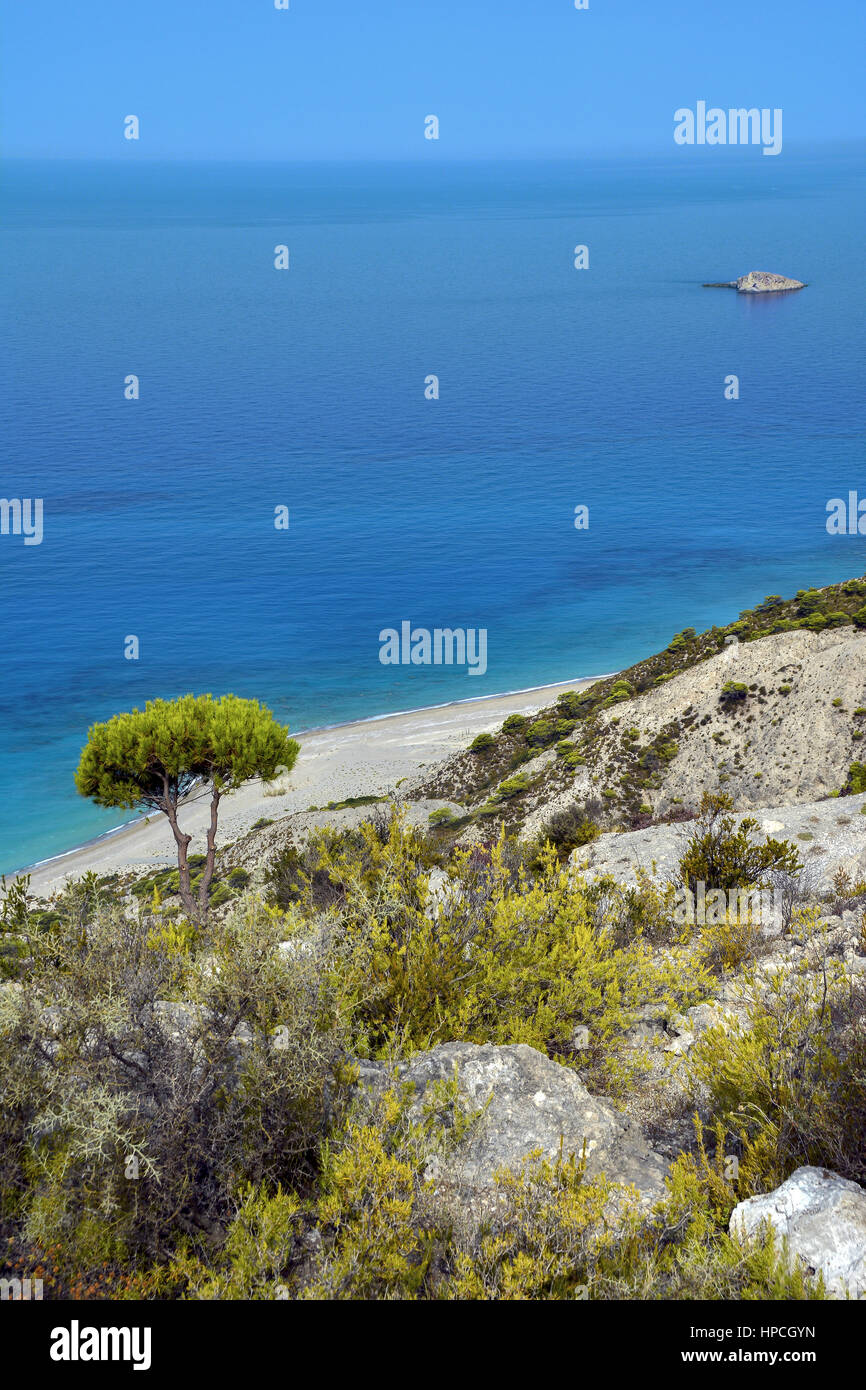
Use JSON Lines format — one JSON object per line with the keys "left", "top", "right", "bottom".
{"left": 3, "top": 138, "right": 865, "bottom": 165}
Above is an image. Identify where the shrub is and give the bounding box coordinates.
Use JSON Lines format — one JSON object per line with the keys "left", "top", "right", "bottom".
{"left": 678, "top": 793, "right": 801, "bottom": 895}
{"left": 469, "top": 733, "right": 495, "bottom": 753}
{"left": 719, "top": 681, "right": 748, "bottom": 704}
{"left": 689, "top": 927, "right": 866, "bottom": 1189}
{"left": 555, "top": 741, "right": 582, "bottom": 769}
{"left": 540, "top": 804, "right": 600, "bottom": 854}
{"left": 795, "top": 588, "right": 823, "bottom": 615}
{"left": 496, "top": 774, "right": 529, "bottom": 801}
{"left": 847, "top": 762, "right": 866, "bottom": 794}
{"left": 525, "top": 720, "right": 555, "bottom": 748}
{"left": 315, "top": 823, "right": 708, "bottom": 1089}
{"left": 601, "top": 679, "right": 634, "bottom": 709}
{"left": 801, "top": 612, "right": 827, "bottom": 632}
{"left": 698, "top": 907, "right": 764, "bottom": 974}
{"left": 0, "top": 892, "right": 352, "bottom": 1272}
{"left": 555, "top": 691, "right": 584, "bottom": 719}
{"left": 501, "top": 714, "right": 528, "bottom": 735}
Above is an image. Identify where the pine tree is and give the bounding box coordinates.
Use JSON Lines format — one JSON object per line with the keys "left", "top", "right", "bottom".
{"left": 75, "top": 694, "right": 299, "bottom": 919}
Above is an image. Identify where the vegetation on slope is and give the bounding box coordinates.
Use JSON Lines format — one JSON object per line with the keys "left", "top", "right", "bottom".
{"left": 2, "top": 800, "right": 864, "bottom": 1300}
{"left": 412, "top": 574, "right": 866, "bottom": 839}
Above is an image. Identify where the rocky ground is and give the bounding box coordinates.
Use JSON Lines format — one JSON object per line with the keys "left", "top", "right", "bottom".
{"left": 574, "top": 790, "right": 866, "bottom": 893}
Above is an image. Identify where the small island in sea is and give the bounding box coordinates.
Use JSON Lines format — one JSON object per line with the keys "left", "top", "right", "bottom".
{"left": 703, "top": 270, "right": 807, "bottom": 292}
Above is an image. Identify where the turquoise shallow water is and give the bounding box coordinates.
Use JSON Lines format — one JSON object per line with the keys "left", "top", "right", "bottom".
{"left": 1, "top": 149, "right": 864, "bottom": 873}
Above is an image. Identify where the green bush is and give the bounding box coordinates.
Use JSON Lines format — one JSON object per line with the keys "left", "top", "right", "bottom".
{"left": 0, "top": 892, "right": 352, "bottom": 1274}
{"left": 601, "top": 679, "right": 634, "bottom": 709}
{"left": 801, "top": 612, "right": 827, "bottom": 632}
{"left": 719, "top": 681, "right": 748, "bottom": 704}
{"left": 501, "top": 714, "right": 528, "bottom": 735}
{"left": 317, "top": 821, "right": 708, "bottom": 1085}
{"left": 525, "top": 720, "right": 555, "bottom": 748}
{"left": 678, "top": 793, "right": 801, "bottom": 895}
{"left": 795, "top": 588, "right": 823, "bottom": 615}
{"left": 496, "top": 773, "right": 530, "bottom": 801}
{"left": 555, "top": 741, "right": 582, "bottom": 769}
{"left": 848, "top": 762, "right": 866, "bottom": 794}
{"left": 469, "top": 733, "right": 495, "bottom": 753}
{"left": 689, "top": 925, "right": 866, "bottom": 1190}
{"left": 541, "top": 804, "right": 600, "bottom": 853}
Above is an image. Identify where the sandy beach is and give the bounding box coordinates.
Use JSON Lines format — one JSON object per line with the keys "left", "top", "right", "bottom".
{"left": 21, "top": 674, "right": 606, "bottom": 900}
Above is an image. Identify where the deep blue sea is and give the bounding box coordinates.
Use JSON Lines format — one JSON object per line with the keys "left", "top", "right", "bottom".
{"left": 1, "top": 148, "right": 865, "bottom": 874}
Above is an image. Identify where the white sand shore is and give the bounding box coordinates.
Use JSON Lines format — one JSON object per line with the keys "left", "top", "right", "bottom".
{"left": 22, "top": 674, "right": 607, "bottom": 899}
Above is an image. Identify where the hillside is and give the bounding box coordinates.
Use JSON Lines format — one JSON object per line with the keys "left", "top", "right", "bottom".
{"left": 404, "top": 579, "right": 866, "bottom": 850}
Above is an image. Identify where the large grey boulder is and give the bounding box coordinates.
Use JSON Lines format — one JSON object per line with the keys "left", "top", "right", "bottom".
{"left": 358, "top": 1041, "right": 669, "bottom": 1202}
{"left": 730, "top": 1166, "right": 866, "bottom": 1298}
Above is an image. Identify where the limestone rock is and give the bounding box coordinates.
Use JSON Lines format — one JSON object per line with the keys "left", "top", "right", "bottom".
{"left": 358, "top": 1040, "right": 669, "bottom": 1202}
{"left": 730, "top": 1166, "right": 866, "bottom": 1298}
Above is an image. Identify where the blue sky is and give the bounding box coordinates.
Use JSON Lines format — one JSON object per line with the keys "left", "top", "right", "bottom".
{"left": 1, "top": 0, "right": 864, "bottom": 159}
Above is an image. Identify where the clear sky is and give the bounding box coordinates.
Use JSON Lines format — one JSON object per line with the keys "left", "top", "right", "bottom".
{"left": 1, "top": 0, "right": 864, "bottom": 160}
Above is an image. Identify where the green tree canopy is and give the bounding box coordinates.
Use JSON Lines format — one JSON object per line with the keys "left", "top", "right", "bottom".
{"left": 75, "top": 694, "right": 299, "bottom": 918}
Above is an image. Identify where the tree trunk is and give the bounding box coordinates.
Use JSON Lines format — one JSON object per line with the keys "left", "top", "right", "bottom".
{"left": 161, "top": 778, "right": 197, "bottom": 920}
{"left": 198, "top": 784, "right": 222, "bottom": 917}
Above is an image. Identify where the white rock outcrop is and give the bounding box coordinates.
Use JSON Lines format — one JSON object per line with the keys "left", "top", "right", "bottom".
{"left": 730, "top": 1166, "right": 866, "bottom": 1298}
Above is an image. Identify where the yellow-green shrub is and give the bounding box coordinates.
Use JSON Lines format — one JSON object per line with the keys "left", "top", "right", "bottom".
{"left": 307, "top": 819, "right": 712, "bottom": 1093}
{"left": 688, "top": 923, "right": 866, "bottom": 1190}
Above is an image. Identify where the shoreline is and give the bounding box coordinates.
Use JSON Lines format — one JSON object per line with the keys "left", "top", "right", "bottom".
{"left": 19, "top": 670, "right": 612, "bottom": 897}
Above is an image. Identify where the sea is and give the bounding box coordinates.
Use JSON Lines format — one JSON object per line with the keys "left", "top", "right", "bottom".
{"left": 1, "top": 146, "right": 865, "bottom": 874}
